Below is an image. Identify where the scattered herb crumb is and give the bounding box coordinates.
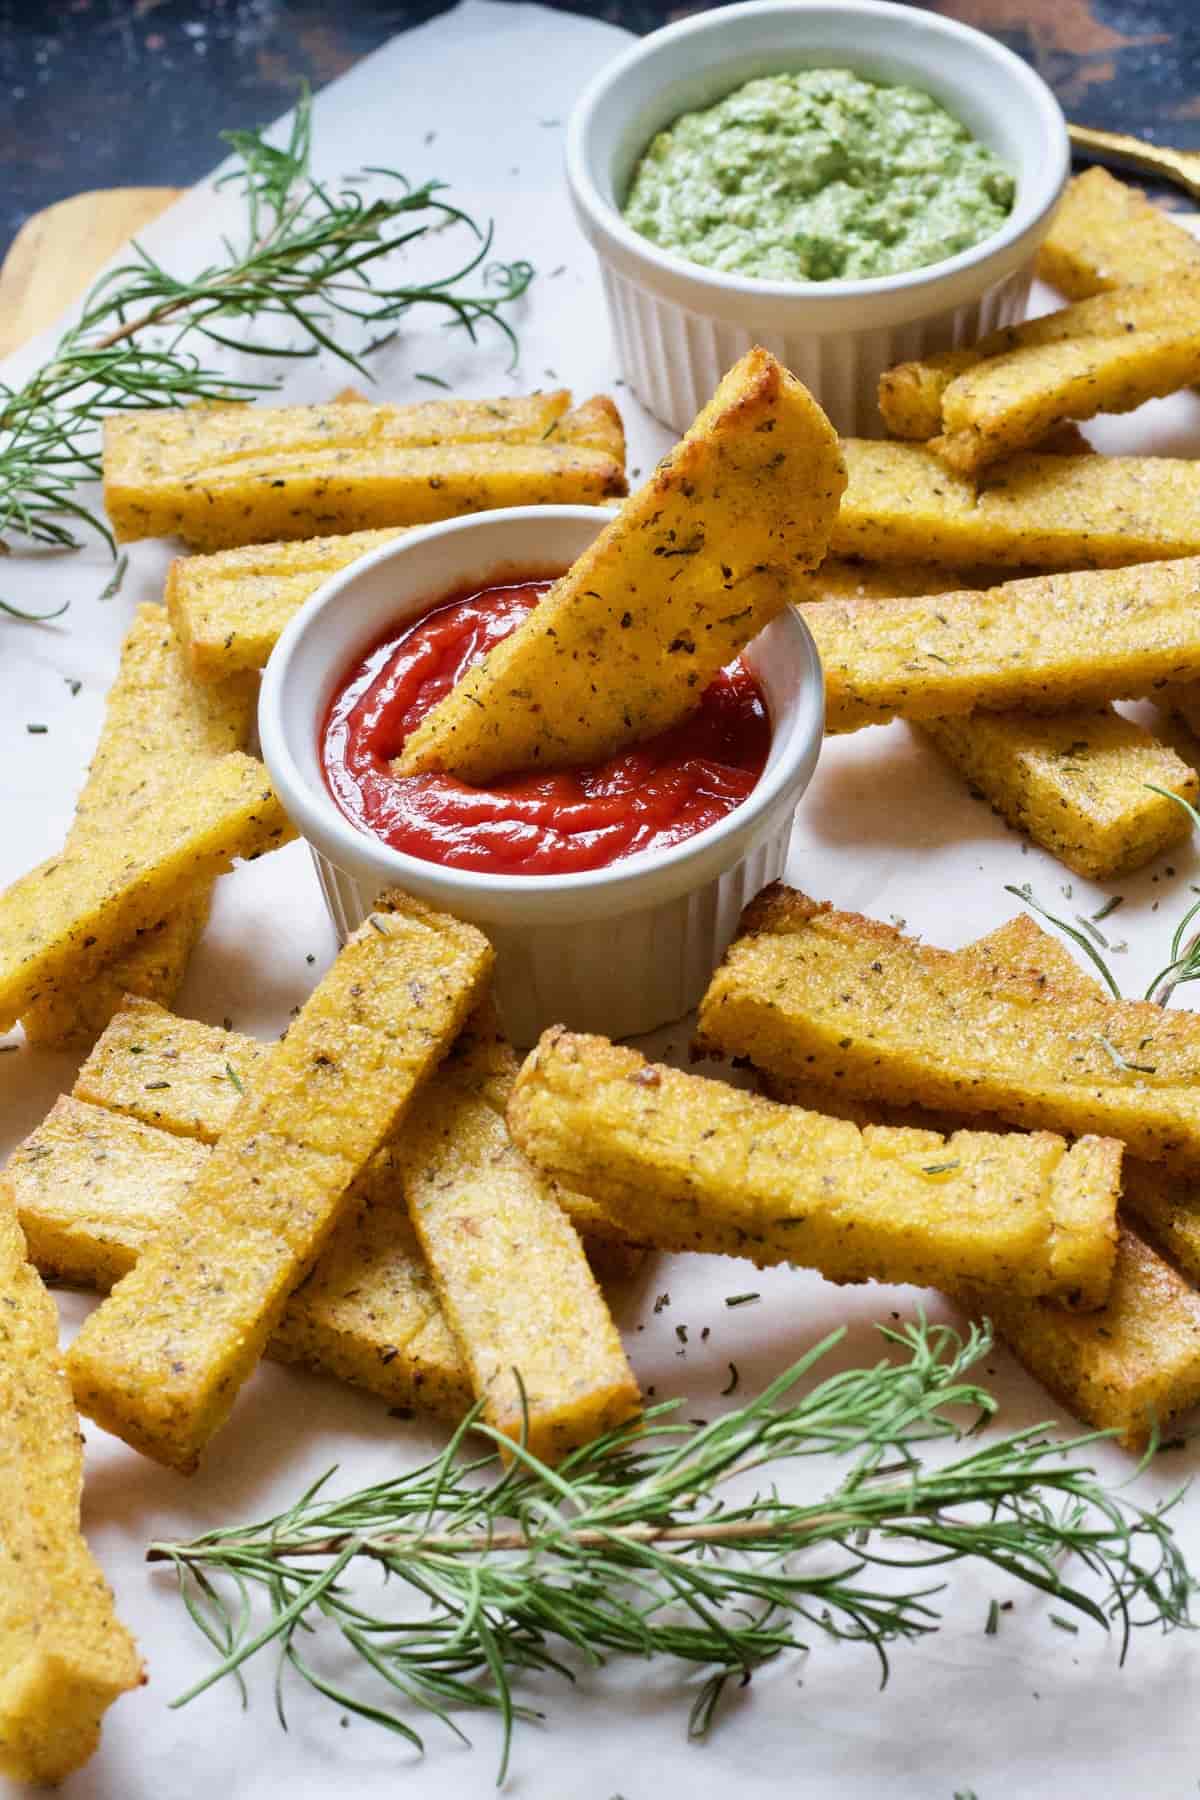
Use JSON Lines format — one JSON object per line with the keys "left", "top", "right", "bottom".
{"left": 1092, "top": 895, "right": 1124, "bottom": 922}
{"left": 653, "top": 1292, "right": 670, "bottom": 1313}
{"left": 306, "top": 953, "right": 316, "bottom": 965}
{"left": 922, "top": 1160, "right": 960, "bottom": 1175}
{"left": 1049, "top": 1614, "right": 1079, "bottom": 1634}
{"left": 720, "top": 1362, "right": 740, "bottom": 1397}
{"left": 367, "top": 915, "right": 390, "bottom": 936}
{"left": 26, "top": 722, "right": 47, "bottom": 734}
{"left": 144, "top": 1080, "right": 170, "bottom": 1091}
{"left": 225, "top": 1062, "right": 244, "bottom": 1095}
{"left": 725, "top": 1292, "right": 760, "bottom": 1308}
{"left": 675, "top": 1324, "right": 688, "bottom": 1346}
{"left": 414, "top": 372, "right": 451, "bottom": 390}
{"left": 64, "top": 677, "right": 81, "bottom": 696}
{"left": 985, "top": 1598, "right": 1000, "bottom": 1636}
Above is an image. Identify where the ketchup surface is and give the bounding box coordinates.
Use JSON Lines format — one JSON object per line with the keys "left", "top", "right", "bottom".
{"left": 321, "top": 577, "right": 771, "bottom": 876}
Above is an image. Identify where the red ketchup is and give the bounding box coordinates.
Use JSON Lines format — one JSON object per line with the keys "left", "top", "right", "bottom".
{"left": 320, "top": 576, "right": 771, "bottom": 877}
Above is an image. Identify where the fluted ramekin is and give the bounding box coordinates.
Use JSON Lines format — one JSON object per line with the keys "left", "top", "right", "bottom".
{"left": 259, "top": 507, "right": 824, "bottom": 1046}
{"left": 566, "top": 0, "right": 1069, "bottom": 435}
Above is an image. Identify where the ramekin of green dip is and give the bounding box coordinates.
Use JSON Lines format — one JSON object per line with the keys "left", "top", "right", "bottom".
{"left": 565, "top": 0, "right": 1069, "bottom": 436}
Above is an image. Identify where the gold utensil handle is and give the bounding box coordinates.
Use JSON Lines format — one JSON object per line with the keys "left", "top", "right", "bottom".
{"left": 1068, "top": 123, "right": 1200, "bottom": 204}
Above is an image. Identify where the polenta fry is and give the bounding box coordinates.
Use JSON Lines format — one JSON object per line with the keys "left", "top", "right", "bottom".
{"left": 965, "top": 1225, "right": 1200, "bottom": 1452}
{"left": 758, "top": 915, "right": 1200, "bottom": 1449}
{"left": 508, "top": 1029, "right": 1120, "bottom": 1303}
{"left": 792, "top": 560, "right": 1198, "bottom": 877}
{"left": 400, "top": 1010, "right": 641, "bottom": 1461}
{"left": 71, "top": 996, "right": 636, "bottom": 1253}
{"left": 918, "top": 706, "right": 1200, "bottom": 880}
{"left": 698, "top": 885, "right": 1200, "bottom": 1175}
{"left": 933, "top": 327, "right": 1200, "bottom": 475}
{"left": 22, "top": 895, "right": 213, "bottom": 1054}
{"left": 0, "top": 752, "right": 292, "bottom": 1033}
{"left": 832, "top": 440, "right": 1200, "bottom": 569}
{"left": 1037, "top": 167, "right": 1200, "bottom": 301}
{"left": 878, "top": 272, "right": 1200, "bottom": 441}
{"left": 0, "top": 1202, "right": 142, "bottom": 1784}
{"left": 66, "top": 893, "right": 494, "bottom": 1471}
{"left": 103, "top": 391, "right": 628, "bottom": 549}
{"left": 20, "top": 604, "right": 255, "bottom": 1048}
{"left": 399, "top": 348, "right": 846, "bottom": 783}
{"left": 167, "top": 527, "right": 410, "bottom": 681}
{"left": 74, "top": 994, "right": 272, "bottom": 1141}
{"left": 160, "top": 404, "right": 623, "bottom": 684}
{"left": 805, "top": 556, "right": 1200, "bottom": 734}
{"left": 12, "top": 1085, "right": 637, "bottom": 1432}
{"left": 6, "top": 1096, "right": 471, "bottom": 1420}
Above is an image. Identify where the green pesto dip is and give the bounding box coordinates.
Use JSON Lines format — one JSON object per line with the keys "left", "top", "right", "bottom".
{"left": 622, "top": 69, "right": 1016, "bottom": 283}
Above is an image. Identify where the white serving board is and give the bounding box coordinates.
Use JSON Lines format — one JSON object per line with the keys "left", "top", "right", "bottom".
{"left": 3, "top": 7, "right": 1200, "bottom": 1796}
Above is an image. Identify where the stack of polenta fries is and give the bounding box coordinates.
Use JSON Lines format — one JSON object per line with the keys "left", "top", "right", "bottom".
{"left": 9, "top": 163, "right": 1200, "bottom": 1775}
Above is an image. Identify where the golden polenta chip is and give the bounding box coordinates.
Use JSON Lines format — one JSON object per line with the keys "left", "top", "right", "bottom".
{"left": 7, "top": 1097, "right": 471, "bottom": 1420}
{"left": 0, "top": 1200, "right": 142, "bottom": 1783}
{"left": 508, "top": 1029, "right": 1119, "bottom": 1304}
{"left": 933, "top": 325, "right": 1200, "bottom": 475}
{"left": 103, "top": 390, "right": 628, "bottom": 549}
{"left": 66, "top": 893, "right": 494, "bottom": 1471}
{"left": 878, "top": 272, "right": 1200, "bottom": 442}
{"left": 167, "top": 527, "right": 410, "bottom": 682}
{"left": 73, "top": 996, "right": 637, "bottom": 1251}
{"left": 804, "top": 556, "right": 1200, "bottom": 734}
{"left": 20, "top": 604, "right": 254, "bottom": 1049}
{"left": 918, "top": 706, "right": 1200, "bottom": 880}
{"left": 22, "top": 894, "right": 213, "bottom": 1054}
{"left": 401, "top": 1010, "right": 640, "bottom": 1462}
{"left": 11, "top": 1098, "right": 634, "bottom": 1429}
{"left": 758, "top": 915, "right": 1200, "bottom": 1448}
{"left": 161, "top": 419, "right": 620, "bottom": 679}
{"left": 74, "top": 994, "right": 272, "bottom": 1141}
{"left": 0, "top": 752, "right": 292, "bottom": 1033}
{"left": 832, "top": 441, "right": 1200, "bottom": 570}
{"left": 966, "top": 1225, "right": 1200, "bottom": 1451}
{"left": 71, "top": 997, "right": 640, "bottom": 1459}
{"left": 399, "top": 348, "right": 844, "bottom": 782}
{"left": 1037, "top": 167, "right": 1200, "bottom": 301}
{"left": 698, "top": 885, "right": 1200, "bottom": 1176}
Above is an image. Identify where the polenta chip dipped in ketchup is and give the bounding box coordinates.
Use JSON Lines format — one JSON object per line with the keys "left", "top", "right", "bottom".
{"left": 397, "top": 348, "right": 846, "bottom": 785}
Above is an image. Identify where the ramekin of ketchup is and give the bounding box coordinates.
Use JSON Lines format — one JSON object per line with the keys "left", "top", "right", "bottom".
{"left": 259, "top": 506, "right": 824, "bottom": 1044}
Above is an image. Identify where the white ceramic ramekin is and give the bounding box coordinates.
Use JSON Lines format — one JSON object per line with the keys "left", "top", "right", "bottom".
{"left": 259, "top": 507, "right": 823, "bottom": 1046}
{"left": 566, "top": 0, "right": 1070, "bottom": 435}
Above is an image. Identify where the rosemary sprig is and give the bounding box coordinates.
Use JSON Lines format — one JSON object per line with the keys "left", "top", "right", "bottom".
{"left": 150, "top": 1319, "right": 1192, "bottom": 1779}
{"left": 0, "top": 87, "right": 531, "bottom": 578}
{"left": 1004, "top": 882, "right": 1122, "bottom": 997}
{"left": 1007, "top": 786, "right": 1200, "bottom": 1007}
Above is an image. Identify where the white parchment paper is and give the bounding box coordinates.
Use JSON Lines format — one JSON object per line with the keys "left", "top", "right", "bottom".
{"left": 3, "top": 6, "right": 1200, "bottom": 1795}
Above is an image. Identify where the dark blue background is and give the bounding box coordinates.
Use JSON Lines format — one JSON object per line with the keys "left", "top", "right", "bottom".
{"left": 1, "top": 0, "right": 1196, "bottom": 256}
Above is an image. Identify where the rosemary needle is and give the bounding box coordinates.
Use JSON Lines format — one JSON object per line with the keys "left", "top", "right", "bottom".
{"left": 151, "top": 1319, "right": 1194, "bottom": 1780}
